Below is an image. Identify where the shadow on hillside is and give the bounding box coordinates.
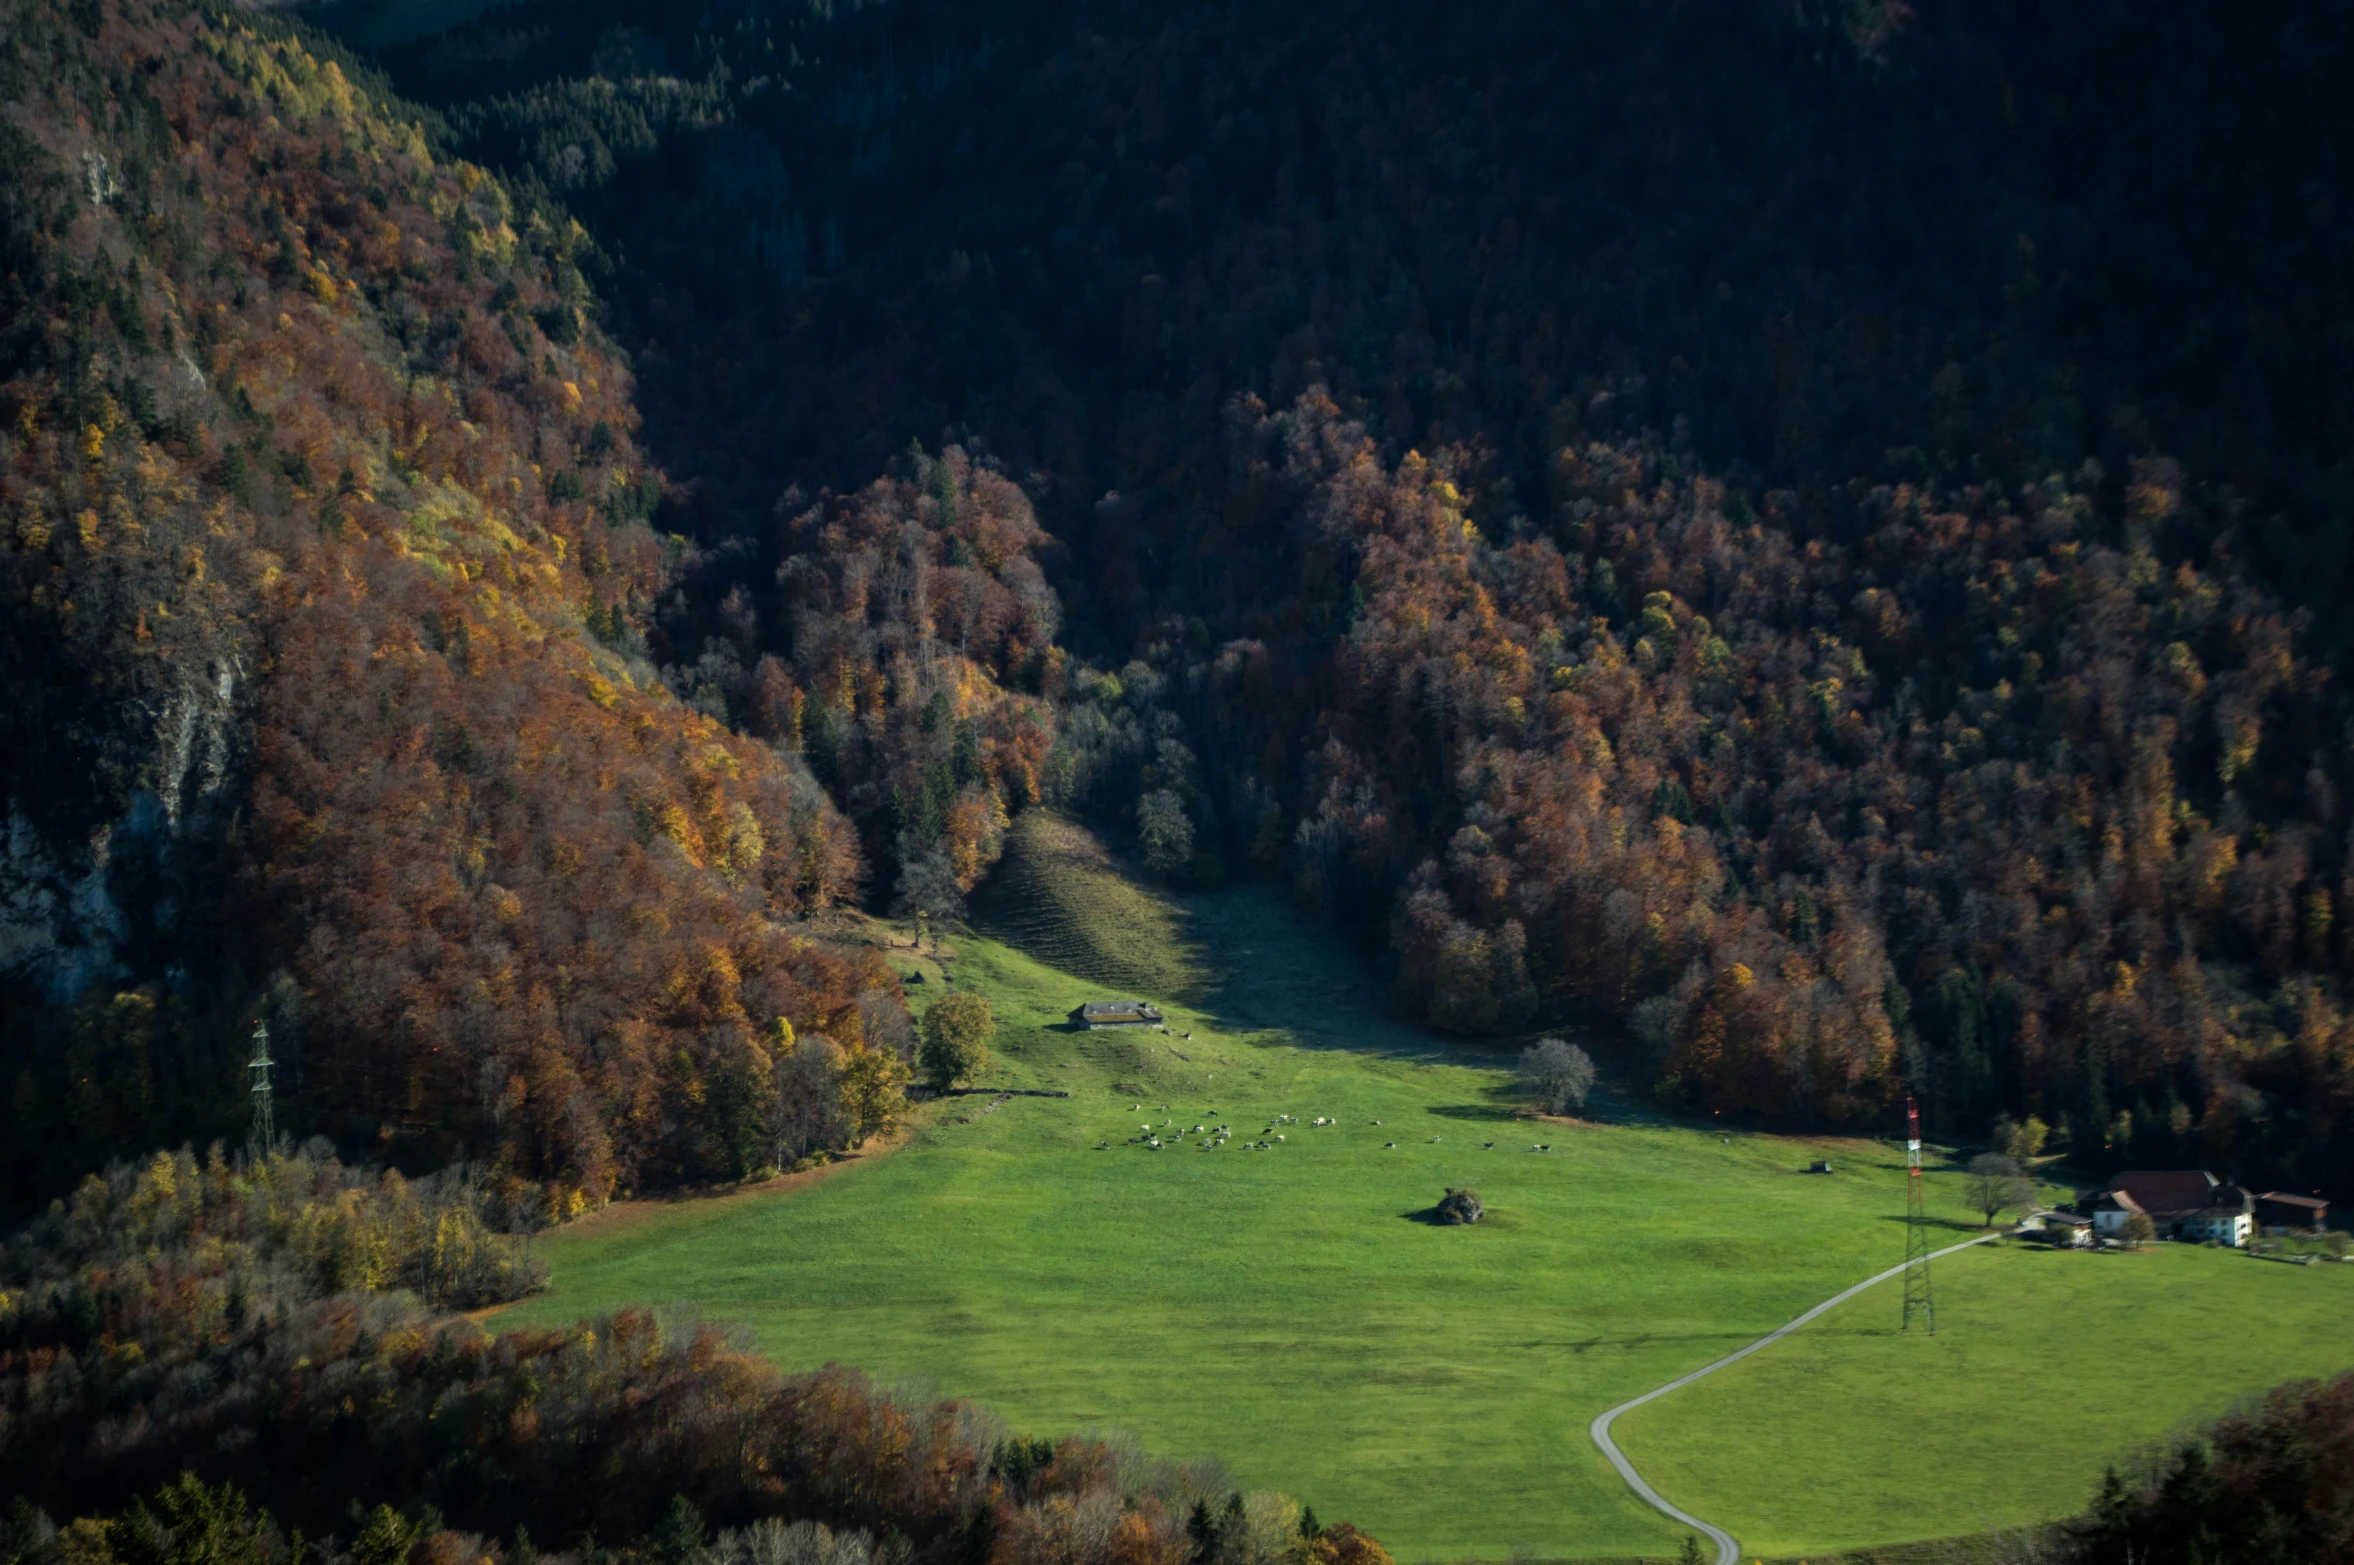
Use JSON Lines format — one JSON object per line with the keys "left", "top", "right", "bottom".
{"left": 1177, "top": 881, "right": 1612, "bottom": 1075}
{"left": 1425, "top": 1101, "right": 1526, "bottom": 1122}
{"left": 1875, "top": 1214, "right": 1989, "bottom": 1234}
{"left": 968, "top": 815, "right": 1214, "bottom": 990}
{"left": 970, "top": 815, "right": 1671, "bottom": 1108}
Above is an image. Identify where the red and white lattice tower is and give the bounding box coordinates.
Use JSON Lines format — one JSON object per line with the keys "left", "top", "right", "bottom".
{"left": 1901, "top": 1096, "right": 1936, "bottom": 1333}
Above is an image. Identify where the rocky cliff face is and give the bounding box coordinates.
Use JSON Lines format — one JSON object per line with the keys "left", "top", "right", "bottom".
{"left": 0, "top": 0, "right": 274, "bottom": 1189}
{"left": 0, "top": 659, "right": 245, "bottom": 1002}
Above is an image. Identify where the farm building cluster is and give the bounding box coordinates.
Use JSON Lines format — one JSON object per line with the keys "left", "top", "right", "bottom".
{"left": 2018, "top": 1171, "right": 2331, "bottom": 1249}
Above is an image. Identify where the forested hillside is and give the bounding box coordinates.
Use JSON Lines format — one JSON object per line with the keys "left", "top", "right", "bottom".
{"left": 5, "top": 0, "right": 2354, "bottom": 1203}
{"left": 0, "top": 0, "right": 904, "bottom": 1208}
{"left": 2, "top": 2, "right": 2351, "bottom": 1553}
{"left": 317, "top": 0, "right": 2354, "bottom": 1193}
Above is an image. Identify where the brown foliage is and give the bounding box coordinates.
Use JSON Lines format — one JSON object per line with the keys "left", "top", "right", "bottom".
{"left": 2065, "top": 1369, "right": 2354, "bottom": 1563}
{"left": 0, "top": 0, "right": 884, "bottom": 1203}
{"left": 772, "top": 445, "right": 1059, "bottom": 898}
{"left": 1249, "top": 390, "right": 2350, "bottom": 1167}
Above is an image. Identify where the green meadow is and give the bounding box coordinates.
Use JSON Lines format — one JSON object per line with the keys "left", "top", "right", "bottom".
{"left": 1614, "top": 1240, "right": 2354, "bottom": 1558}
{"left": 502, "top": 816, "right": 2354, "bottom": 1561}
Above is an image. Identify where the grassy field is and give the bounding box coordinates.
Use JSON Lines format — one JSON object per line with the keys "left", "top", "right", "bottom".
{"left": 967, "top": 812, "right": 1206, "bottom": 999}
{"left": 1614, "top": 1239, "right": 2354, "bottom": 1557}
{"left": 501, "top": 816, "right": 2354, "bottom": 1562}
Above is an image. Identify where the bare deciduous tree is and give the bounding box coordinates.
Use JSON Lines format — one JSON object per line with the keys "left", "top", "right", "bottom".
{"left": 1518, "top": 1038, "right": 1596, "bottom": 1115}
{"left": 1966, "top": 1151, "right": 2033, "bottom": 1228}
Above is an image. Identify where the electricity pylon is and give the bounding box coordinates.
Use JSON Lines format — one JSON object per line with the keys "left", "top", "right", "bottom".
{"left": 247, "top": 1020, "right": 275, "bottom": 1156}
{"left": 1902, "top": 1095, "right": 1936, "bottom": 1333}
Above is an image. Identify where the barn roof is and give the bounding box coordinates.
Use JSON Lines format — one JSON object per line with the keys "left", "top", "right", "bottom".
{"left": 2109, "top": 1170, "right": 2232, "bottom": 1216}
{"left": 2109, "top": 1167, "right": 2250, "bottom": 1214}
{"left": 1078, "top": 1000, "right": 1163, "bottom": 1019}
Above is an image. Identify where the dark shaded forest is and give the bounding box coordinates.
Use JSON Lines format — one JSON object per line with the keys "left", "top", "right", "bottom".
{"left": 2060, "top": 1368, "right": 2354, "bottom": 1564}
{"left": 324, "top": 0, "right": 2354, "bottom": 1188}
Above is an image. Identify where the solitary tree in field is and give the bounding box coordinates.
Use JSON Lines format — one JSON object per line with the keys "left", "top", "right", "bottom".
{"left": 1965, "top": 1151, "right": 2032, "bottom": 1227}
{"left": 1518, "top": 1037, "right": 1596, "bottom": 1114}
{"left": 920, "top": 991, "right": 995, "bottom": 1089}
{"left": 1678, "top": 1536, "right": 1705, "bottom": 1565}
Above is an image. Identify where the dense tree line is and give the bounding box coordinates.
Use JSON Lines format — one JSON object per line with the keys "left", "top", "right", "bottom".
{"left": 2058, "top": 1369, "right": 2354, "bottom": 1564}
{"left": 1202, "top": 391, "right": 2354, "bottom": 1197}
{"left": 0, "top": 1143, "right": 1387, "bottom": 1565}
{"left": 753, "top": 447, "right": 1062, "bottom": 913}
{"left": 372, "top": 0, "right": 2354, "bottom": 612}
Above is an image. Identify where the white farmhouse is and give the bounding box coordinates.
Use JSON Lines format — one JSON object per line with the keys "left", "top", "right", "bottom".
{"left": 2089, "top": 1171, "right": 2252, "bottom": 1246}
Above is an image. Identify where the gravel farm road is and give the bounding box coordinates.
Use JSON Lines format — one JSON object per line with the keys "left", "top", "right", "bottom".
{"left": 1587, "top": 1234, "right": 2001, "bottom": 1565}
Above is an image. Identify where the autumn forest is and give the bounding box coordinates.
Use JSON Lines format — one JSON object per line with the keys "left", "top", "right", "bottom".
{"left": 4, "top": 0, "right": 2354, "bottom": 1558}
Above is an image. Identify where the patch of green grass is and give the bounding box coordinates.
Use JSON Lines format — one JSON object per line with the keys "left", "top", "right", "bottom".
{"left": 1612, "top": 1239, "right": 2354, "bottom": 1558}
{"left": 968, "top": 812, "right": 1206, "bottom": 1001}
{"left": 504, "top": 820, "right": 2354, "bottom": 1562}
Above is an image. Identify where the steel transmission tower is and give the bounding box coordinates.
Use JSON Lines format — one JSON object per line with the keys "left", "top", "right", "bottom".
{"left": 247, "top": 1020, "right": 276, "bottom": 1155}
{"left": 1902, "top": 1095, "right": 1935, "bottom": 1333}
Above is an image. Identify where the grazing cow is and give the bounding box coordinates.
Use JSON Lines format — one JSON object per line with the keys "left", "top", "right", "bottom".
{"left": 1384, "top": 1142, "right": 1396, "bottom": 1149}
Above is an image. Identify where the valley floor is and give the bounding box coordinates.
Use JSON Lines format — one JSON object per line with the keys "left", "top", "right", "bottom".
{"left": 500, "top": 821, "right": 2354, "bottom": 1559}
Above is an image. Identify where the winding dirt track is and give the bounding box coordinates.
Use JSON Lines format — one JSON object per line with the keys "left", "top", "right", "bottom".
{"left": 1587, "top": 1234, "right": 2000, "bottom": 1564}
